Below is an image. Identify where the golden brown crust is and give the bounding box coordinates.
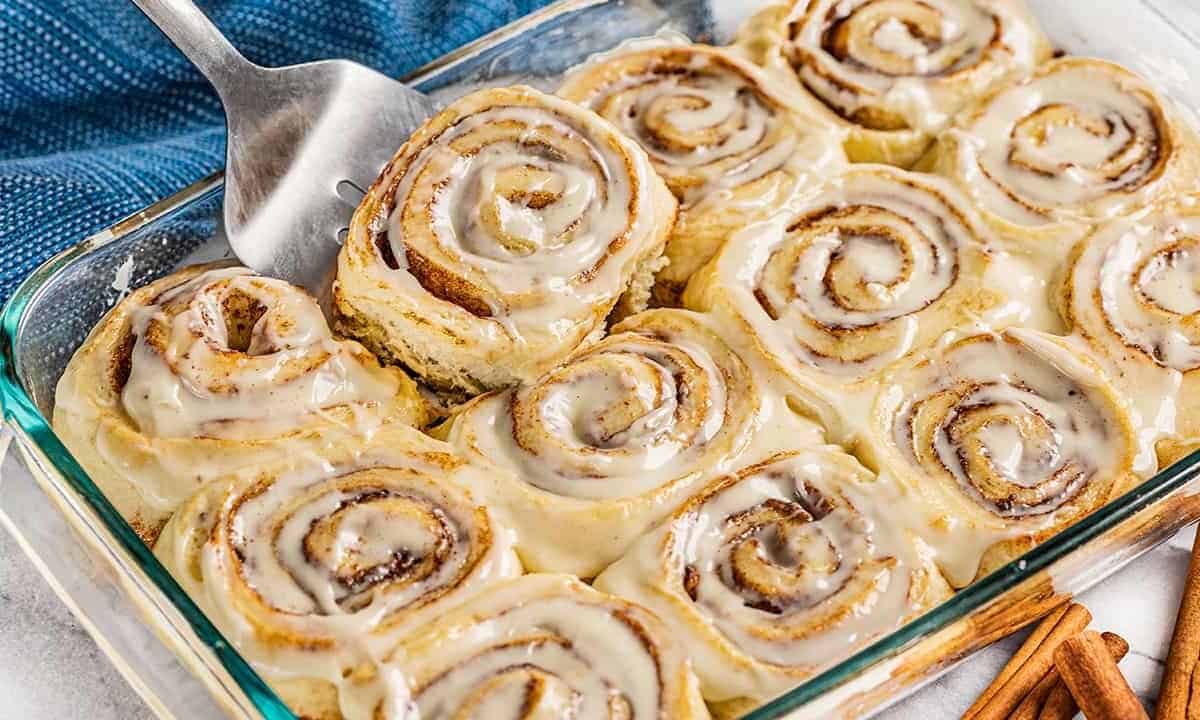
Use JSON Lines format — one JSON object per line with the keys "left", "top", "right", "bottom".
{"left": 441, "top": 309, "right": 771, "bottom": 578}
{"left": 53, "top": 262, "right": 428, "bottom": 543}
{"left": 334, "top": 85, "right": 676, "bottom": 394}
{"left": 559, "top": 42, "right": 847, "bottom": 306}
{"left": 922, "top": 57, "right": 1200, "bottom": 251}
{"left": 354, "top": 575, "right": 711, "bottom": 719}
{"left": 1054, "top": 204, "right": 1200, "bottom": 470}
{"left": 859, "top": 330, "right": 1141, "bottom": 587}
{"left": 153, "top": 424, "right": 520, "bottom": 720}
{"left": 682, "top": 164, "right": 999, "bottom": 439}
{"left": 737, "top": 0, "right": 1051, "bottom": 167}
{"left": 595, "top": 448, "right": 952, "bottom": 704}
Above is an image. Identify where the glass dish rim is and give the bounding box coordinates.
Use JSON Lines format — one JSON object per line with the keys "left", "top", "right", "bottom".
{"left": 4, "top": 1, "right": 1200, "bottom": 717}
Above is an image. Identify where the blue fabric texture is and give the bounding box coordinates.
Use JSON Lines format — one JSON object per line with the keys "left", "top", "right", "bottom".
{"left": 0, "top": 0, "right": 552, "bottom": 300}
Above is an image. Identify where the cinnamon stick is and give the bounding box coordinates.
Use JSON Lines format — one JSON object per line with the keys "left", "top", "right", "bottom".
{"left": 1160, "top": 529, "right": 1200, "bottom": 720}
{"left": 1054, "top": 630, "right": 1148, "bottom": 720}
{"left": 961, "top": 602, "right": 1091, "bottom": 720}
{"left": 1008, "top": 663, "right": 1060, "bottom": 720}
{"left": 960, "top": 603, "right": 1070, "bottom": 718}
{"left": 1009, "top": 631, "right": 1128, "bottom": 720}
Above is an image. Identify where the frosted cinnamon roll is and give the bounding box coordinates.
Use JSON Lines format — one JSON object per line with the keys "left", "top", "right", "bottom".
{"left": 1058, "top": 206, "right": 1200, "bottom": 467}
{"left": 439, "top": 308, "right": 824, "bottom": 577}
{"left": 334, "top": 85, "right": 677, "bottom": 394}
{"left": 594, "top": 449, "right": 951, "bottom": 705}
{"left": 859, "top": 328, "right": 1140, "bottom": 586}
{"left": 154, "top": 424, "right": 520, "bottom": 720}
{"left": 557, "top": 42, "right": 847, "bottom": 304}
{"left": 922, "top": 57, "right": 1200, "bottom": 248}
{"left": 53, "top": 264, "right": 429, "bottom": 543}
{"left": 739, "top": 0, "right": 1050, "bottom": 167}
{"left": 683, "top": 165, "right": 1001, "bottom": 431}
{"left": 342, "top": 574, "right": 709, "bottom": 720}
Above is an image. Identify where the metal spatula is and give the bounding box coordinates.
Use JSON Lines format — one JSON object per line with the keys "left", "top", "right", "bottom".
{"left": 132, "top": 0, "right": 438, "bottom": 292}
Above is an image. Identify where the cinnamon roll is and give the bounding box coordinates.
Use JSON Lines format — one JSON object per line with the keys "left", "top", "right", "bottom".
{"left": 439, "top": 308, "right": 824, "bottom": 577}
{"left": 334, "top": 85, "right": 678, "bottom": 395}
{"left": 153, "top": 424, "right": 521, "bottom": 720}
{"left": 922, "top": 57, "right": 1200, "bottom": 249}
{"left": 557, "top": 42, "right": 847, "bottom": 304}
{"left": 739, "top": 0, "right": 1050, "bottom": 167}
{"left": 594, "top": 448, "right": 951, "bottom": 705}
{"left": 858, "top": 328, "right": 1140, "bottom": 586}
{"left": 52, "top": 264, "right": 429, "bottom": 543}
{"left": 683, "top": 164, "right": 1003, "bottom": 433}
{"left": 342, "top": 574, "right": 710, "bottom": 720}
{"left": 1057, "top": 205, "right": 1200, "bottom": 467}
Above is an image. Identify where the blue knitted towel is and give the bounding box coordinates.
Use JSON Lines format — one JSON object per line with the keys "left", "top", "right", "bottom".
{"left": 0, "top": 0, "right": 552, "bottom": 300}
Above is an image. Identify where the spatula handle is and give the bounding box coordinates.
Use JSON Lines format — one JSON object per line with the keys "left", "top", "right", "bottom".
{"left": 130, "top": 0, "right": 259, "bottom": 99}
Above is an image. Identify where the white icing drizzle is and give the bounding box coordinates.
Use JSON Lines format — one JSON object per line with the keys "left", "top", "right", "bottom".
{"left": 978, "top": 246, "right": 1063, "bottom": 332}
{"left": 452, "top": 311, "right": 761, "bottom": 497}
{"left": 783, "top": 0, "right": 1045, "bottom": 135}
{"left": 468, "top": 323, "right": 735, "bottom": 499}
{"left": 560, "top": 44, "right": 843, "bottom": 208}
{"left": 336, "top": 86, "right": 676, "bottom": 393}
{"left": 345, "top": 575, "right": 705, "bottom": 720}
{"left": 372, "top": 87, "right": 664, "bottom": 330}
{"left": 391, "top": 107, "right": 631, "bottom": 300}
{"left": 950, "top": 57, "right": 1182, "bottom": 227}
{"left": 444, "top": 309, "right": 825, "bottom": 576}
{"left": 869, "top": 328, "right": 1138, "bottom": 585}
{"left": 1078, "top": 212, "right": 1200, "bottom": 371}
{"left": 682, "top": 166, "right": 1034, "bottom": 444}
{"left": 122, "top": 267, "right": 398, "bottom": 439}
{"left": 1062, "top": 209, "right": 1200, "bottom": 469}
{"left": 154, "top": 432, "right": 521, "bottom": 687}
{"left": 756, "top": 168, "right": 983, "bottom": 374}
{"left": 595, "top": 449, "right": 945, "bottom": 702}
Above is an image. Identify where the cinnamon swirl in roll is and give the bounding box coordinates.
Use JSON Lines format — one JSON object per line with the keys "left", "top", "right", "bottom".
{"left": 439, "top": 308, "right": 825, "bottom": 577}
{"left": 53, "top": 264, "right": 429, "bottom": 543}
{"left": 684, "top": 165, "right": 1003, "bottom": 435}
{"left": 342, "top": 574, "right": 710, "bottom": 720}
{"left": 594, "top": 448, "right": 951, "bottom": 706}
{"left": 557, "top": 42, "right": 847, "bottom": 304}
{"left": 858, "top": 328, "right": 1140, "bottom": 587}
{"left": 154, "top": 424, "right": 520, "bottom": 720}
{"left": 739, "top": 0, "right": 1050, "bottom": 167}
{"left": 1057, "top": 205, "right": 1200, "bottom": 467}
{"left": 334, "top": 85, "right": 677, "bottom": 395}
{"left": 922, "top": 57, "right": 1200, "bottom": 249}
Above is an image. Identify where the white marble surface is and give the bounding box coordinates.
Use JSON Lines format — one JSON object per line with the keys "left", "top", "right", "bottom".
{"left": 0, "top": 526, "right": 153, "bottom": 720}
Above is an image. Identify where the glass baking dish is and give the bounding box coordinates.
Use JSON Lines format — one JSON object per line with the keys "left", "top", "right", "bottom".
{"left": 4, "top": 0, "right": 1200, "bottom": 717}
